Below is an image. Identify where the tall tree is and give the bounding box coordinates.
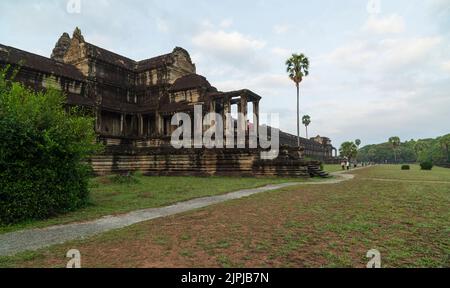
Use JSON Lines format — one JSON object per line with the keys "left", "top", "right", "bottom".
{"left": 368, "top": 148, "right": 376, "bottom": 162}
{"left": 355, "top": 139, "right": 361, "bottom": 148}
{"left": 302, "top": 115, "right": 311, "bottom": 139}
{"left": 439, "top": 135, "right": 450, "bottom": 163}
{"left": 389, "top": 136, "right": 401, "bottom": 163}
{"left": 286, "top": 53, "right": 309, "bottom": 147}
{"left": 339, "top": 141, "right": 358, "bottom": 161}
{"left": 414, "top": 140, "right": 428, "bottom": 157}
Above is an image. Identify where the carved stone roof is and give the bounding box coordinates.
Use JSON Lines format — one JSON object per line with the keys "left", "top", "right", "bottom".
{"left": 51, "top": 33, "right": 71, "bottom": 62}
{"left": 84, "top": 43, "right": 193, "bottom": 73}
{"left": 209, "top": 89, "right": 262, "bottom": 101}
{"left": 0, "top": 44, "right": 84, "bottom": 81}
{"left": 169, "top": 74, "right": 213, "bottom": 92}
{"left": 85, "top": 43, "right": 136, "bottom": 70}
{"left": 136, "top": 53, "right": 173, "bottom": 72}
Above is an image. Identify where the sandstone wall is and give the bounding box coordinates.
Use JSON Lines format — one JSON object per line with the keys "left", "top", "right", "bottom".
{"left": 89, "top": 147, "right": 317, "bottom": 178}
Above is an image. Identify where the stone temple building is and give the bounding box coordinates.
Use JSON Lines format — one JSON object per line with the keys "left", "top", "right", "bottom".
{"left": 0, "top": 28, "right": 335, "bottom": 177}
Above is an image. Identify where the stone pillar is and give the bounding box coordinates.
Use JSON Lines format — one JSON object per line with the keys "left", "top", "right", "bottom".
{"left": 95, "top": 109, "right": 102, "bottom": 133}
{"left": 120, "top": 113, "right": 124, "bottom": 136}
{"left": 138, "top": 114, "right": 144, "bottom": 137}
{"left": 148, "top": 116, "right": 152, "bottom": 136}
{"left": 210, "top": 100, "right": 215, "bottom": 114}
{"left": 237, "top": 95, "right": 248, "bottom": 148}
{"left": 208, "top": 100, "right": 218, "bottom": 138}
{"left": 223, "top": 97, "right": 231, "bottom": 140}
{"left": 155, "top": 112, "right": 163, "bottom": 136}
{"left": 252, "top": 100, "right": 259, "bottom": 131}
{"left": 239, "top": 95, "right": 248, "bottom": 134}
{"left": 209, "top": 100, "right": 215, "bottom": 131}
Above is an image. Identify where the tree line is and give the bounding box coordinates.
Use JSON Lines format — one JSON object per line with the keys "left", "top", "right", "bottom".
{"left": 356, "top": 135, "right": 450, "bottom": 164}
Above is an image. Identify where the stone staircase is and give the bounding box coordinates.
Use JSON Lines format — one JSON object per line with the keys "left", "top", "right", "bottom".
{"left": 307, "top": 164, "right": 330, "bottom": 178}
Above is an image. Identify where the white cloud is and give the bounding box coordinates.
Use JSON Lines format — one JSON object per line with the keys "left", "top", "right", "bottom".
{"left": 442, "top": 60, "right": 450, "bottom": 73}
{"left": 273, "top": 24, "right": 291, "bottom": 34}
{"left": 199, "top": 19, "right": 214, "bottom": 30}
{"left": 317, "top": 25, "right": 449, "bottom": 147}
{"left": 326, "top": 40, "right": 375, "bottom": 68}
{"left": 271, "top": 47, "right": 290, "bottom": 58}
{"left": 156, "top": 17, "right": 169, "bottom": 33}
{"left": 219, "top": 19, "right": 233, "bottom": 28}
{"left": 362, "top": 14, "right": 405, "bottom": 34}
{"left": 380, "top": 37, "right": 441, "bottom": 67}
{"left": 429, "top": 0, "right": 450, "bottom": 13}
{"left": 192, "top": 30, "right": 266, "bottom": 61}
{"left": 325, "top": 37, "right": 442, "bottom": 71}
{"left": 213, "top": 73, "right": 290, "bottom": 93}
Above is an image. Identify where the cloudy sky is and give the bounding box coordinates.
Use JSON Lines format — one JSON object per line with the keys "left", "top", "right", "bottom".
{"left": 1, "top": 0, "right": 449, "bottom": 148}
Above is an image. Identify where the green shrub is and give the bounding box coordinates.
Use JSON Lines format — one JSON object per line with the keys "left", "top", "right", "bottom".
{"left": 420, "top": 161, "right": 434, "bottom": 171}
{"left": 401, "top": 165, "right": 410, "bottom": 170}
{"left": 110, "top": 172, "right": 141, "bottom": 185}
{"left": 0, "top": 68, "right": 100, "bottom": 224}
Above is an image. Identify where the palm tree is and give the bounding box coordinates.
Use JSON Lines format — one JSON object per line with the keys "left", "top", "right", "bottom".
{"left": 355, "top": 139, "right": 361, "bottom": 148}
{"left": 339, "top": 141, "right": 358, "bottom": 162}
{"left": 302, "top": 115, "right": 311, "bottom": 139}
{"left": 389, "top": 136, "right": 401, "bottom": 163}
{"left": 286, "top": 53, "right": 310, "bottom": 147}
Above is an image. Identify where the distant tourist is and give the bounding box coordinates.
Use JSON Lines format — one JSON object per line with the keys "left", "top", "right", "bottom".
{"left": 346, "top": 161, "right": 350, "bottom": 170}
{"left": 247, "top": 120, "right": 254, "bottom": 131}
{"left": 341, "top": 160, "right": 346, "bottom": 170}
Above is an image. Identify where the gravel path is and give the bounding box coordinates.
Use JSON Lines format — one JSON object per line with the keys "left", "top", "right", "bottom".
{"left": 0, "top": 170, "right": 359, "bottom": 257}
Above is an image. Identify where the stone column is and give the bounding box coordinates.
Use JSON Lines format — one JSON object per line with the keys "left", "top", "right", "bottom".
{"left": 138, "top": 114, "right": 144, "bottom": 137}
{"left": 148, "top": 116, "right": 152, "bottom": 136}
{"left": 223, "top": 97, "right": 231, "bottom": 140}
{"left": 208, "top": 100, "right": 218, "bottom": 138}
{"left": 252, "top": 100, "right": 259, "bottom": 132}
{"left": 209, "top": 100, "right": 215, "bottom": 131}
{"left": 95, "top": 109, "right": 102, "bottom": 133}
{"left": 237, "top": 95, "right": 248, "bottom": 148}
{"left": 120, "top": 113, "right": 124, "bottom": 136}
{"left": 155, "top": 112, "right": 163, "bottom": 136}
{"left": 210, "top": 100, "right": 215, "bottom": 114}
{"left": 239, "top": 95, "right": 248, "bottom": 134}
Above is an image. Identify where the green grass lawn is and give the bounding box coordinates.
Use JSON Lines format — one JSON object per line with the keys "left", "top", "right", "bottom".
{"left": 0, "top": 166, "right": 450, "bottom": 267}
{"left": 323, "top": 164, "right": 344, "bottom": 173}
{"left": 0, "top": 174, "right": 306, "bottom": 234}
{"left": 2, "top": 164, "right": 448, "bottom": 268}
{"left": 356, "top": 164, "right": 450, "bottom": 181}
